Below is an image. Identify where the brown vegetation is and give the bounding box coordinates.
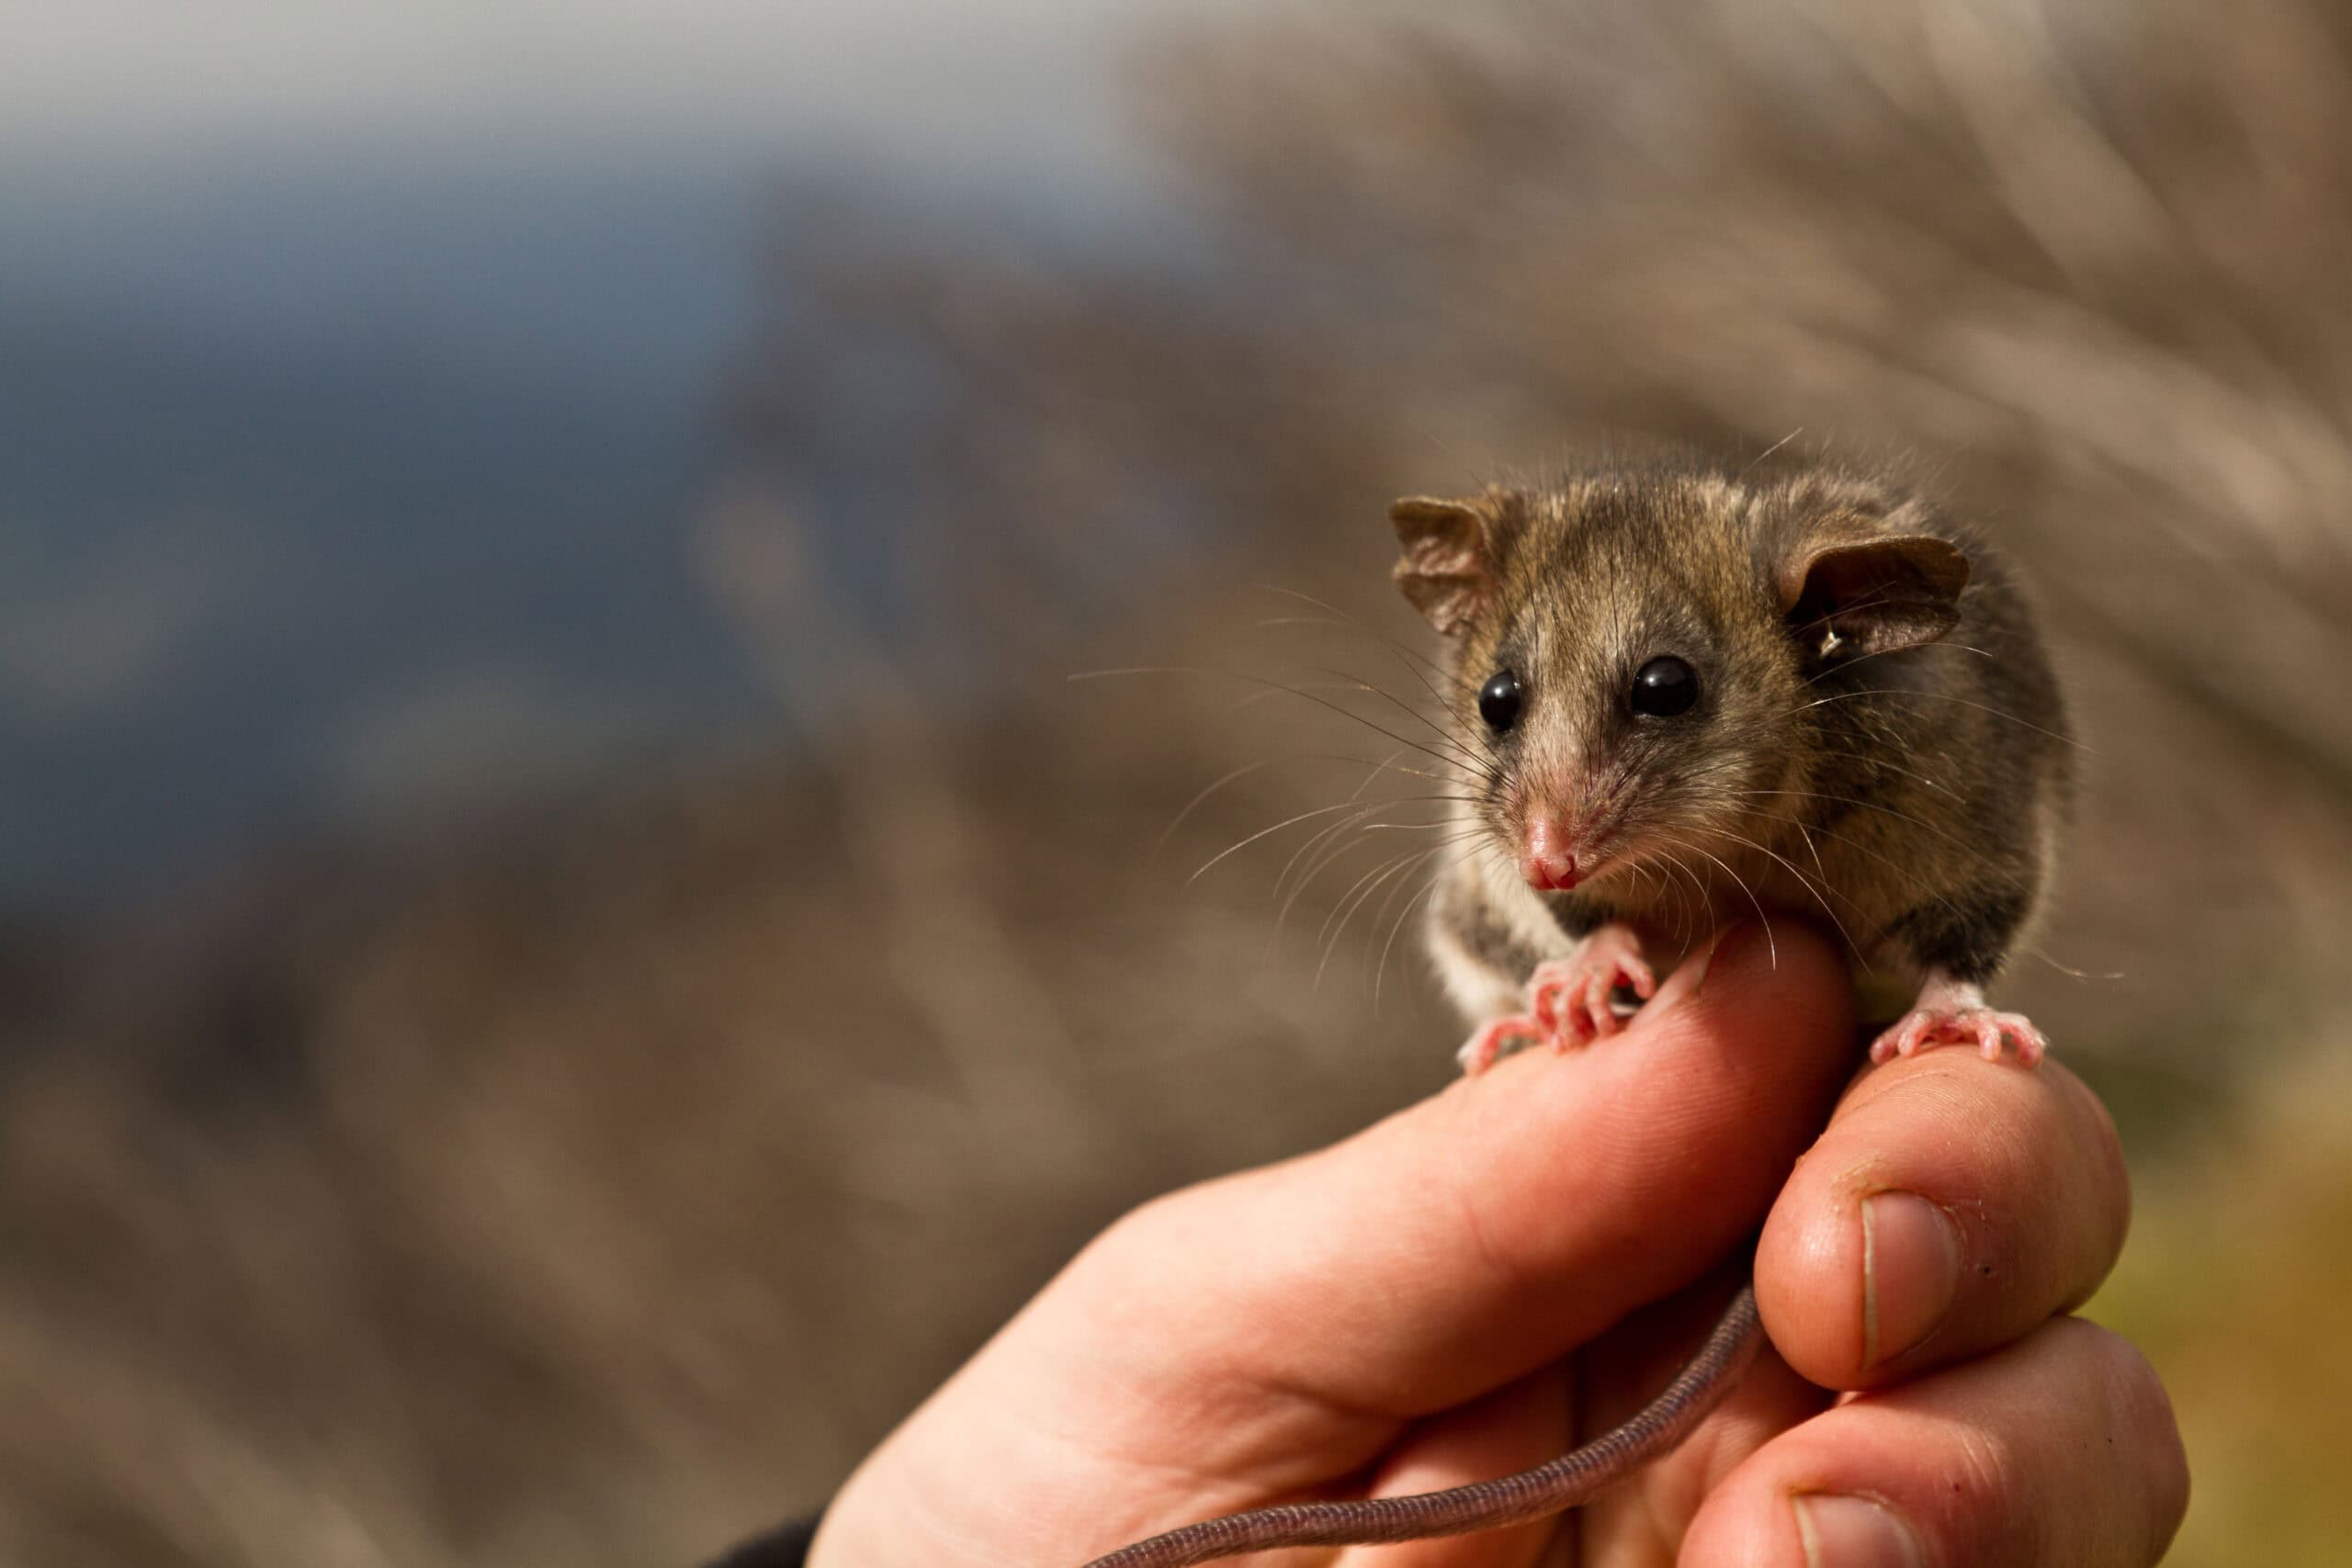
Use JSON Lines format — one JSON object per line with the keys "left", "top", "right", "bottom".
{"left": 5, "top": 2, "right": 2349, "bottom": 1562}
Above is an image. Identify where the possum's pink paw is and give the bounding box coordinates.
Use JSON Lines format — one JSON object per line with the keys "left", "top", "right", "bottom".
{"left": 1526, "top": 933, "right": 1656, "bottom": 1048}
{"left": 1457, "top": 1014, "right": 1548, "bottom": 1075}
{"left": 1459, "top": 927, "right": 1656, "bottom": 1074}
{"left": 1871, "top": 1007, "right": 2048, "bottom": 1068}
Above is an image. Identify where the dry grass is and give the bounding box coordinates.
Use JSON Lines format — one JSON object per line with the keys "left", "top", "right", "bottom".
{"left": 5, "top": 0, "right": 2351, "bottom": 1562}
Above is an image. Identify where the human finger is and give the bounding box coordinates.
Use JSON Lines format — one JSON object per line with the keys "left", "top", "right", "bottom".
{"left": 1075, "top": 919, "right": 1856, "bottom": 1424}
{"left": 1756, "top": 1050, "right": 2130, "bottom": 1390}
{"left": 1679, "top": 1317, "right": 2188, "bottom": 1568}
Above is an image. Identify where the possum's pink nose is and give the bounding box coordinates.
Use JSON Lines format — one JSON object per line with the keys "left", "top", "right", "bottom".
{"left": 1521, "top": 817, "right": 1584, "bottom": 891}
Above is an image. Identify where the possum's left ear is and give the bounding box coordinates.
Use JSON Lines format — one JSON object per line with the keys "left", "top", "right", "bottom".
{"left": 1778, "top": 529, "right": 1971, "bottom": 659}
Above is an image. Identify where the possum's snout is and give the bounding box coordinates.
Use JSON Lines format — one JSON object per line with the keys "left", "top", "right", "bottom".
{"left": 1518, "top": 815, "right": 1586, "bottom": 890}
{"left": 1517, "top": 796, "right": 1630, "bottom": 891}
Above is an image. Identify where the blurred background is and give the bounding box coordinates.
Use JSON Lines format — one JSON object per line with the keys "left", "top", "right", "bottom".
{"left": 3, "top": 1, "right": 2347, "bottom": 1562}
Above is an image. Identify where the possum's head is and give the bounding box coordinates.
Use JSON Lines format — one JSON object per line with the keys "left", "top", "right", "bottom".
{"left": 1389, "top": 466, "right": 1970, "bottom": 897}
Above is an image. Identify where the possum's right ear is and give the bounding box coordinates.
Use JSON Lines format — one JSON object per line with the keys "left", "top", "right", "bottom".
{"left": 1777, "top": 529, "right": 1971, "bottom": 659}
{"left": 1389, "top": 492, "right": 1511, "bottom": 637}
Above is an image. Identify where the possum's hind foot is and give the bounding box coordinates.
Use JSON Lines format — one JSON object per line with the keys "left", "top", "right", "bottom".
{"left": 1871, "top": 974, "right": 2048, "bottom": 1068}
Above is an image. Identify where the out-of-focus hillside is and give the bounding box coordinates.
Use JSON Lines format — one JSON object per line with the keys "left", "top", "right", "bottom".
{"left": 5, "top": 1, "right": 2351, "bottom": 1564}
{"left": 2096, "top": 1031, "right": 2352, "bottom": 1567}
{"left": 0, "top": 159, "right": 764, "bottom": 910}
{"left": 0, "top": 660, "right": 1481, "bottom": 1564}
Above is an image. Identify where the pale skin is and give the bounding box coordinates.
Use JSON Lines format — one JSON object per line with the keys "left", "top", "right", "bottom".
{"left": 810, "top": 923, "right": 2188, "bottom": 1566}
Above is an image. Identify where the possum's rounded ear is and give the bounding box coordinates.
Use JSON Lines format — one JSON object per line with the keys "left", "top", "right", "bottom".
{"left": 1778, "top": 531, "right": 1971, "bottom": 659}
{"left": 1389, "top": 493, "right": 1510, "bottom": 637}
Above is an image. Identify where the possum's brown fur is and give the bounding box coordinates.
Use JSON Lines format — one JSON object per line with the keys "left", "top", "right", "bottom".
{"left": 1397, "top": 457, "right": 2074, "bottom": 1021}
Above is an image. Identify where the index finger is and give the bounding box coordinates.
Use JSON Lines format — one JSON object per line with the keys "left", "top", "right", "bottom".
{"left": 1079, "top": 919, "right": 1857, "bottom": 1420}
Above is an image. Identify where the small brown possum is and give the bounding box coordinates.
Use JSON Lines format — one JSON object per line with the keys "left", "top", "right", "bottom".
{"left": 1085, "top": 457, "right": 2074, "bottom": 1568}
{"left": 1409, "top": 459, "right": 2073, "bottom": 1072}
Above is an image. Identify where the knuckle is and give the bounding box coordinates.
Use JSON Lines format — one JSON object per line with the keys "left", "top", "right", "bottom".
{"left": 1950, "top": 1418, "right": 2030, "bottom": 1518}
{"left": 2032, "top": 1319, "right": 2191, "bottom": 1562}
{"left": 2086, "top": 1325, "right": 2193, "bottom": 1544}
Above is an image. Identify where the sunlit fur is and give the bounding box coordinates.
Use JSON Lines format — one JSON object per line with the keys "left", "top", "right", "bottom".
{"left": 1417, "top": 457, "right": 2074, "bottom": 1019}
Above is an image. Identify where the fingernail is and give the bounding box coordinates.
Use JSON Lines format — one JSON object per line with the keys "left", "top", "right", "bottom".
{"left": 1861, "top": 1191, "right": 1961, "bottom": 1368}
{"left": 1792, "top": 1494, "right": 1924, "bottom": 1568}
{"left": 1676, "top": 922, "right": 1739, "bottom": 998}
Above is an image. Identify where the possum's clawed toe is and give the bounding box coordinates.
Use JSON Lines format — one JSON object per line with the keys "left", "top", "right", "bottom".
{"left": 1525, "top": 930, "right": 1654, "bottom": 1047}
{"left": 1457, "top": 1014, "right": 1547, "bottom": 1075}
{"left": 1871, "top": 971, "right": 2049, "bottom": 1069}
{"left": 1871, "top": 1006, "right": 2047, "bottom": 1068}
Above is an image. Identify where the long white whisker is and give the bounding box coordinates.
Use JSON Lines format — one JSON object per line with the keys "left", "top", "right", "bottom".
{"left": 1369, "top": 844, "right": 1454, "bottom": 1006}
{"left": 1804, "top": 745, "right": 1967, "bottom": 802}
{"left": 1272, "top": 813, "right": 1377, "bottom": 942}
{"left": 1071, "top": 665, "right": 1487, "bottom": 778}
{"left": 1802, "top": 640, "right": 1997, "bottom": 685}
{"left": 1156, "top": 761, "right": 1278, "bottom": 859}
{"left": 1274, "top": 807, "right": 1466, "bottom": 924}
{"left": 1374, "top": 868, "right": 1444, "bottom": 1010}
{"left": 1250, "top": 582, "right": 1453, "bottom": 692}
{"left": 1790, "top": 687, "right": 2085, "bottom": 750}
{"left": 1189, "top": 800, "right": 1391, "bottom": 886}
{"left": 1658, "top": 832, "right": 1777, "bottom": 968}
{"left": 1703, "top": 825, "right": 1860, "bottom": 958}
{"left": 1734, "top": 788, "right": 2036, "bottom": 892}
{"left": 1318, "top": 847, "right": 1440, "bottom": 987}
{"left": 1788, "top": 818, "right": 1981, "bottom": 927}
{"left": 1302, "top": 665, "right": 1485, "bottom": 769}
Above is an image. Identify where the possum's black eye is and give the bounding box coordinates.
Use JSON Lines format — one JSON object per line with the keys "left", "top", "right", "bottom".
{"left": 1631, "top": 656, "right": 1699, "bottom": 717}
{"left": 1477, "top": 669, "right": 1523, "bottom": 733}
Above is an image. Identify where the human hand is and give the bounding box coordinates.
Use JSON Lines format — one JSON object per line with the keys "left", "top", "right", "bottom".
{"left": 808, "top": 923, "right": 2187, "bottom": 1565}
